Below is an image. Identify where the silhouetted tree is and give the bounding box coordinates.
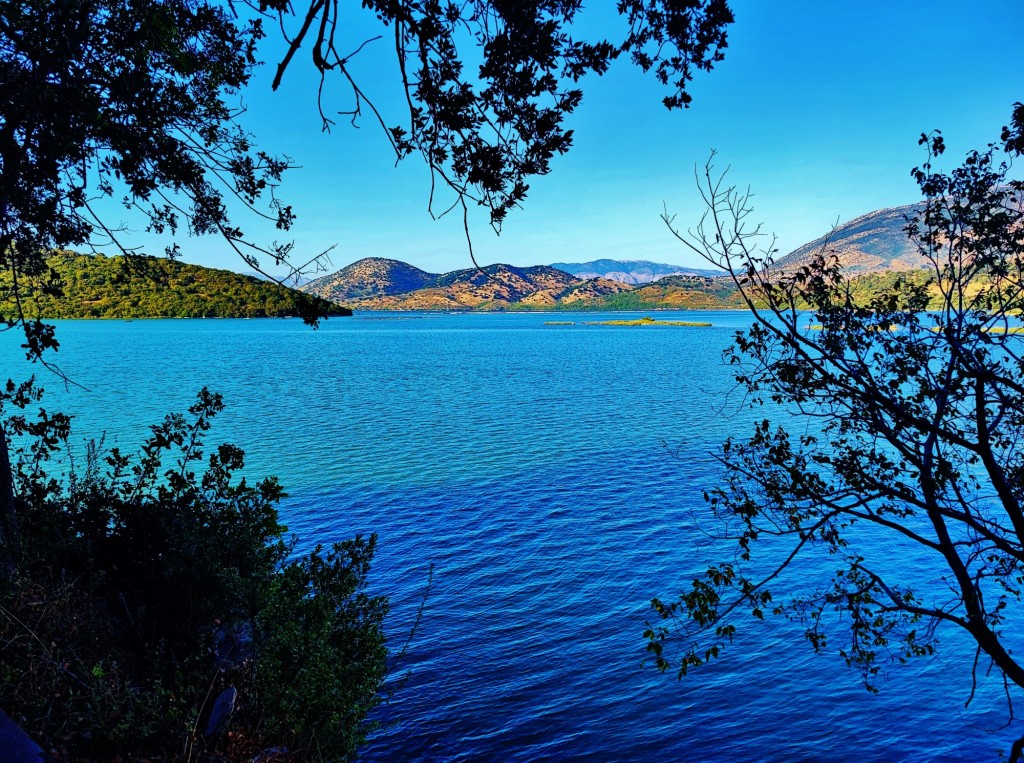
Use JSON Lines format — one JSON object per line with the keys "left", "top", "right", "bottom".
{"left": 1, "top": 0, "right": 733, "bottom": 576}
{"left": 646, "top": 117, "right": 1024, "bottom": 757}
{"left": 1, "top": 0, "right": 733, "bottom": 347}
{"left": 264, "top": 0, "right": 734, "bottom": 240}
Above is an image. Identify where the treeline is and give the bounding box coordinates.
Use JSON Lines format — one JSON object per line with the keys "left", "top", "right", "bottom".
{"left": 585, "top": 279, "right": 747, "bottom": 311}
{"left": 0, "top": 252, "right": 350, "bottom": 319}
{"left": 586, "top": 271, "right": 947, "bottom": 313}
{"left": 844, "top": 268, "right": 943, "bottom": 308}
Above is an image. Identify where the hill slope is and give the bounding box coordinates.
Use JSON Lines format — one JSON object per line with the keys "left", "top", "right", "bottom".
{"left": 300, "top": 258, "right": 631, "bottom": 310}
{"left": 776, "top": 203, "right": 926, "bottom": 274}
{"left": 302, "top": 202, "right": 938, "bottom": 312}
{"left": 302, "top": 257, "right": 435, "bottom": 302}
{"left": 1, "top": 252, "right": 349, "bottom": 319}
{"left": 579, "top": 275, "right": 743, "bottom": 310}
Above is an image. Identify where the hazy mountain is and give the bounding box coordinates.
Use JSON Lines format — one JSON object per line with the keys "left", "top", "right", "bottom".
{"left": 550, "top": 258, "right": 721, "bottom": 284}
{"left": 776, "top": 203, "right": 927, "bottom": 274}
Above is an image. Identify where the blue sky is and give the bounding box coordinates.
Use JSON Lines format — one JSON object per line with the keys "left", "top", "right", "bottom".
{"left": 160, "top": 1, "right": 1023, "bottom": 276}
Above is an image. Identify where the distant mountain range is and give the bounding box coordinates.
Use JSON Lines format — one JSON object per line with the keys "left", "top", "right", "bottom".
{"left": 299, "top": 257, "right": 745, "bottom": 311}
{"left": 301, "top": 259, "right": 632, "bottom": 310}
{"left": 300, "top": 201, "right": 931, "bottom": 311}
{"left": 7, "top": 201, "right": 929, "bottom": 318}
{"left": 549, "top": 259, "right": 720, "bottom": 283}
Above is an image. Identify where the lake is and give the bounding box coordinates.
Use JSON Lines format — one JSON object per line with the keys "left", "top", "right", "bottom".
{"left": 3, "top": 312, "right": 1019, "bottom": 761}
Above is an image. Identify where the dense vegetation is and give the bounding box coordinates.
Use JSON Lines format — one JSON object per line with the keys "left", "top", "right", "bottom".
{"left": 0, "top": 385, "right": 387, "bottom": 761}
{"left": 844, "top": 268, "right": 968, "bottom": 309}
{"left": 577, "top": 276, "right": 746, "bottom": 310}
{"left": 0, "top": 252, "right": 349, "bottom": 320}
{"left": 580, "top": 317, "right": 712, "bottom": 326}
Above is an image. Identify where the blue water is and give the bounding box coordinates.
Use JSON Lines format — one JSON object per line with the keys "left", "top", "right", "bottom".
{"left": 4, "top": 312, "right": 1021, "bottom": 760}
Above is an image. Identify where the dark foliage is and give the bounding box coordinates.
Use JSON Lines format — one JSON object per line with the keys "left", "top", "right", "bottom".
{"left": 264, "top": 0, "right": 734, "bottom": 241}
{"left": 648, "top": 127, "right": 1024, "bottom": 756}
{"left": 1003, "top": 101, "right": 1024, "bottom": 156}
{"left": 1, "top": 0, "right": 734, "bottom": 348}
{"left": 0, "top": 386, "right": 388, "bottom": 761}
{"left": 0, "top": 0, "right": 310, "bottom": 355}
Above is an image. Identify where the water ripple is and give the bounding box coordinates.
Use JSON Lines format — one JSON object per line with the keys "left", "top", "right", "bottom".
{"left": 5, "top": 313, "right": 1019, "bottom": 761}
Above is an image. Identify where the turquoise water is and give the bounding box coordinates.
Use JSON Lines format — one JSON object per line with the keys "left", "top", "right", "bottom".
{"left": 4, "top": 312, "right": 1020, "bottom": 760}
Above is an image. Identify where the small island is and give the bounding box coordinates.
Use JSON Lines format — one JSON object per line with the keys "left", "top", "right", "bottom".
{"left": 581, "top": 316, "right": 712, "bottom": 327}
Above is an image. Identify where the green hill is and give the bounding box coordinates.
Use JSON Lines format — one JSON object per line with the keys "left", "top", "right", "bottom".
{"left": 1, "top": 252, "right": 350, "bottom": 319}
{"left": 577, "top": 275, "right": 743, "bottom": 310}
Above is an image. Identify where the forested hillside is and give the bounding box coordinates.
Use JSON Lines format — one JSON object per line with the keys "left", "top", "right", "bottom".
{"left": 1, "top": 252, "right": 350, "bottom": 319}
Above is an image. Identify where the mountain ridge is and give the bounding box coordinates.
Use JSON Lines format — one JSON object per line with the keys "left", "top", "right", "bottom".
{"left": 302, "top": 257, "right": 435, "bottom": 301}
{"left": 550, "top": 259, "right": 721, "bottom": 283}
{"left": 776, "top": 202, "right": 926, "bottom": 274}
{"left": 299, "top": 200, "right": 932, "bottom": 311}
{"left": 300, "top": 259, "right": 633, "bottom": 310}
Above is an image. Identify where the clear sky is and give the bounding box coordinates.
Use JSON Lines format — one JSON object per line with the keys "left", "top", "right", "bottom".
{"left": 147, "top": 1, "right": 1024, "bottom": 277}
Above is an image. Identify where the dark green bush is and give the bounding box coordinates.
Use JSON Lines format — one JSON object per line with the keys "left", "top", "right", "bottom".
{"left": 0, "top": 383, "right": 388, "bottom": 761}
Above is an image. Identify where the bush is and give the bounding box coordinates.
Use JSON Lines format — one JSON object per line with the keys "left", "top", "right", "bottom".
{"left": 0, "top": 383, "right": 388, "bottom": 761}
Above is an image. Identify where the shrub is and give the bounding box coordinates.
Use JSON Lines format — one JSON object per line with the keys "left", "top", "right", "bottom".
{"left": 0, "top": 384, "right": 388, "bottom": 761}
